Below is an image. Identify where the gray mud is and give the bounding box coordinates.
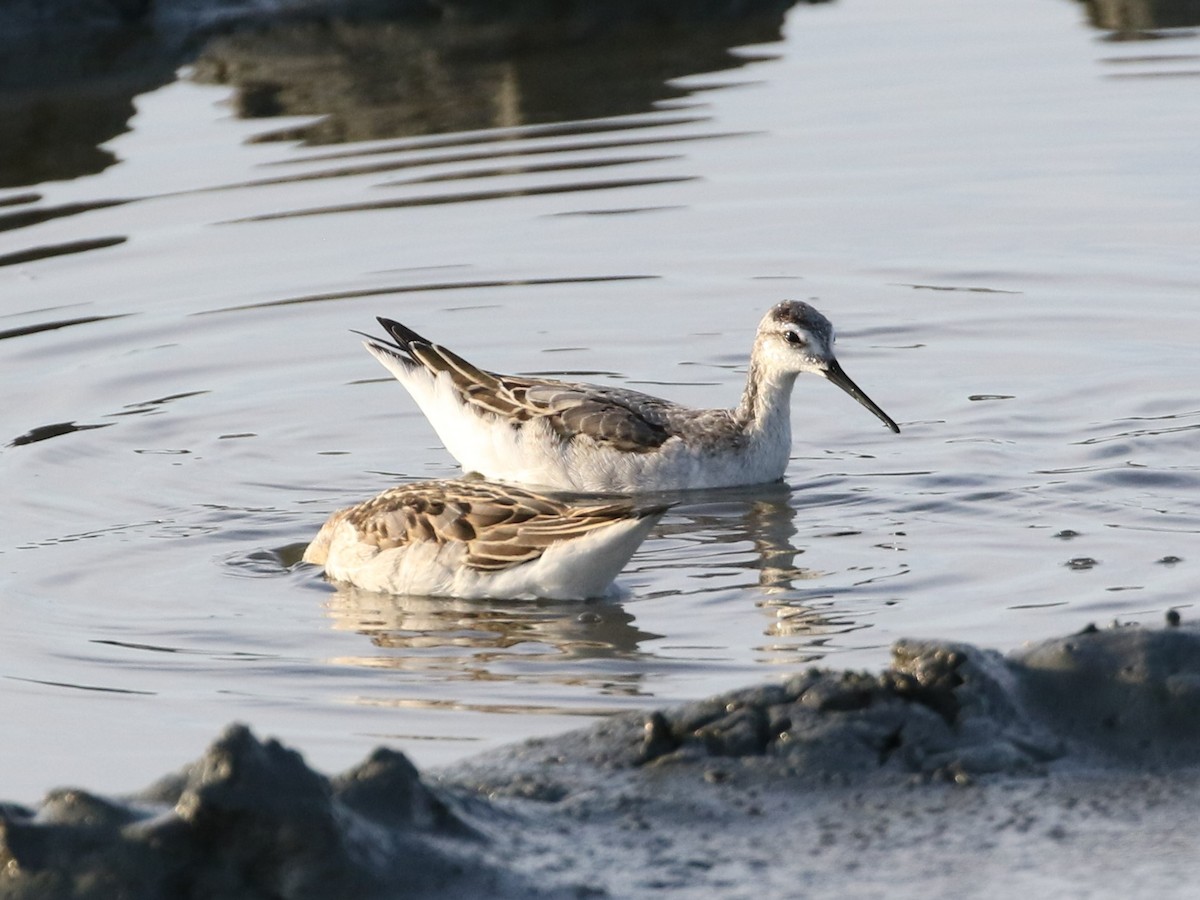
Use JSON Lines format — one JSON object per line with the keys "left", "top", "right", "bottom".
{"left": 4, "top": 621, "right": 1200, "bottom": 898}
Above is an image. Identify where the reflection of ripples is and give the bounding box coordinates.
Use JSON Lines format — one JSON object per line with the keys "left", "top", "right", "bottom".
{"left": 204, "top": 273, "right": 659, "bottom": 314}
{"left": 1080, "top": 0, "right": 1200, "bottom": 35}
{"left": 1074, "top": 408, "right": 1200, "bottom": 445}
{"left": 7, "top": 421, "right": 113, "bottom": 447}
{"left": 0, "top": 7, "right": 785, "bottom": 330}
{"left": 326, "top": 584, "right": 661, "bottom": 664}
{"left": 644, "top": 481, "right": 832, "bottom": 588}
{"left": 190, "top": 11, "right": 796, "bottom": 145}
{"left": 5, "top": 388, "right": 209, "bottom": 447}
{"left": 1, "top": 2, "right": 798, "bottom": 190}
{"left": 634, "top": 479, "right": 905, "bottom": 649}
{"left": 763, "top": 602, "right": 870, "bottom": 641}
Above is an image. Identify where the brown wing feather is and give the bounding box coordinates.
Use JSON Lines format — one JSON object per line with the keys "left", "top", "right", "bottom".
{"left": 325, "top": 480, "right": 661, "bottom": 573}
{"left": 393, "top": 328, "right": 676, "bottom": 450}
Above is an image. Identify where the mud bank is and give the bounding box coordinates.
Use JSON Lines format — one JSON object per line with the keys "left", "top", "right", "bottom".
{"left": 4, "top": 621, "right": 1200, "bottom": 898}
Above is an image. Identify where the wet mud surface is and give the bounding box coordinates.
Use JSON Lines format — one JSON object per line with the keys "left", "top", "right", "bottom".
{"left": 4, "top": 621, "right": 1200, "bottom": 898}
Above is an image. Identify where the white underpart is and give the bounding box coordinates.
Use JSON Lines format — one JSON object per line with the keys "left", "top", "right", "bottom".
{"left": 310, "top": 511, "right": 660, "bottom": 600}
{"left": 367, "top": 343, "right": 797, "bottom": 493}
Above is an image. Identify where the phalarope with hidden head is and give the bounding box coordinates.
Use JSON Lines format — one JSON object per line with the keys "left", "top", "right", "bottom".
{"left": 361, "top": 300, "right": 899, "bottom": 494}
{"left": 304, "top": 477, "right": 667, "bottom": 600}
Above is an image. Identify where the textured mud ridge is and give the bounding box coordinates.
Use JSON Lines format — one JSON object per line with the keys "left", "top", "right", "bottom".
{"left": 4, "top": 622, "right": 1200, "bottom": 899}
{"left": 0, "top": 727, "right": 556, "bottom": 900}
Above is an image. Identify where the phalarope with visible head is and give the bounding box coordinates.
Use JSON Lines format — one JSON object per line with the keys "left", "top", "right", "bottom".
{"left": 303, "top": 478, "right": 666, "bottom": 599}
{"left": 361, "top": 300, "right": 899, "bottom": 493}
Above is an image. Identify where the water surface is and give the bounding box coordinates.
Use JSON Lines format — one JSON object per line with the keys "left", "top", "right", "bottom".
{"left": 1, "top": 0, "right": 1198, "bottom": 800}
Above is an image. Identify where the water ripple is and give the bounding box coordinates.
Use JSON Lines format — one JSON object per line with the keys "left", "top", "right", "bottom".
{"left": 224, "top": 175, "right": 697, "bottom": 223}
{"left": 199, "top": 274, "right": 657, "bottom": 314}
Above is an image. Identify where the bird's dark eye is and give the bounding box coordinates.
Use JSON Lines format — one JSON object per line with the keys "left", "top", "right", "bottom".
{"left": 784, "top": 330, "right": 804, "bottom": 346}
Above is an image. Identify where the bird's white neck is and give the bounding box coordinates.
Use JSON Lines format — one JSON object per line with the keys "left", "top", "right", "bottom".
{"left": 735, "top": 354, "right": 798, "bottom": 441}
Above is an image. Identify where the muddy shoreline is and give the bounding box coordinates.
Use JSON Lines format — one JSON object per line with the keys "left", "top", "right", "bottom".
{"left": 4, "top": 620, "right": 1199, "bottom": 898}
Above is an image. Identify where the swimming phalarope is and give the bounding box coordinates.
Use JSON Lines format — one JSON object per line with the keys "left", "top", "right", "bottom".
{"left": 303, "top": 478, "right": 666, "bottom": 599}
{"left": 361, "top": 300, "right": 899, "bottom": 493}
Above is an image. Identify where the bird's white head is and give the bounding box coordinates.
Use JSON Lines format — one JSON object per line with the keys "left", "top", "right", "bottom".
{"left": 755, "top": 300, "right": 900, "bottom": 434}
{"left": 755, "top": 300, "right": 838, "bottom": 376}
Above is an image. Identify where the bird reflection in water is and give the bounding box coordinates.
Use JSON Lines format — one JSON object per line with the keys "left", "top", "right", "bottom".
{"left": 325, "top": 584, "right": 661, "bottom": 680}
{"left": 319, "top": 478, "right": 890, "bottom": 680}
{"left": 650, "top": 480, "right": 883, "bottom": 647}
{"left": 644, "top": 481, "right": 808, "bottom": 585}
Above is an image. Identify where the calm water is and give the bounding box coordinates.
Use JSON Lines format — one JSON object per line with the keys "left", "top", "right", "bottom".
{"left": 2, "top": 0, "right": 1198, "bottom": 801}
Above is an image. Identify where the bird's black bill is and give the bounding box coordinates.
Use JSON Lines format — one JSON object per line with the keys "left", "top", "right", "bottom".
{"left": 822, "top": 359, "right": 900, "bottom": 434}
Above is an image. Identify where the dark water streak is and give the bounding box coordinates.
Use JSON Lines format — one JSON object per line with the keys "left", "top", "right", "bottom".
{"left": 0, "top": 0, "right": 803, "bottom": 190}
